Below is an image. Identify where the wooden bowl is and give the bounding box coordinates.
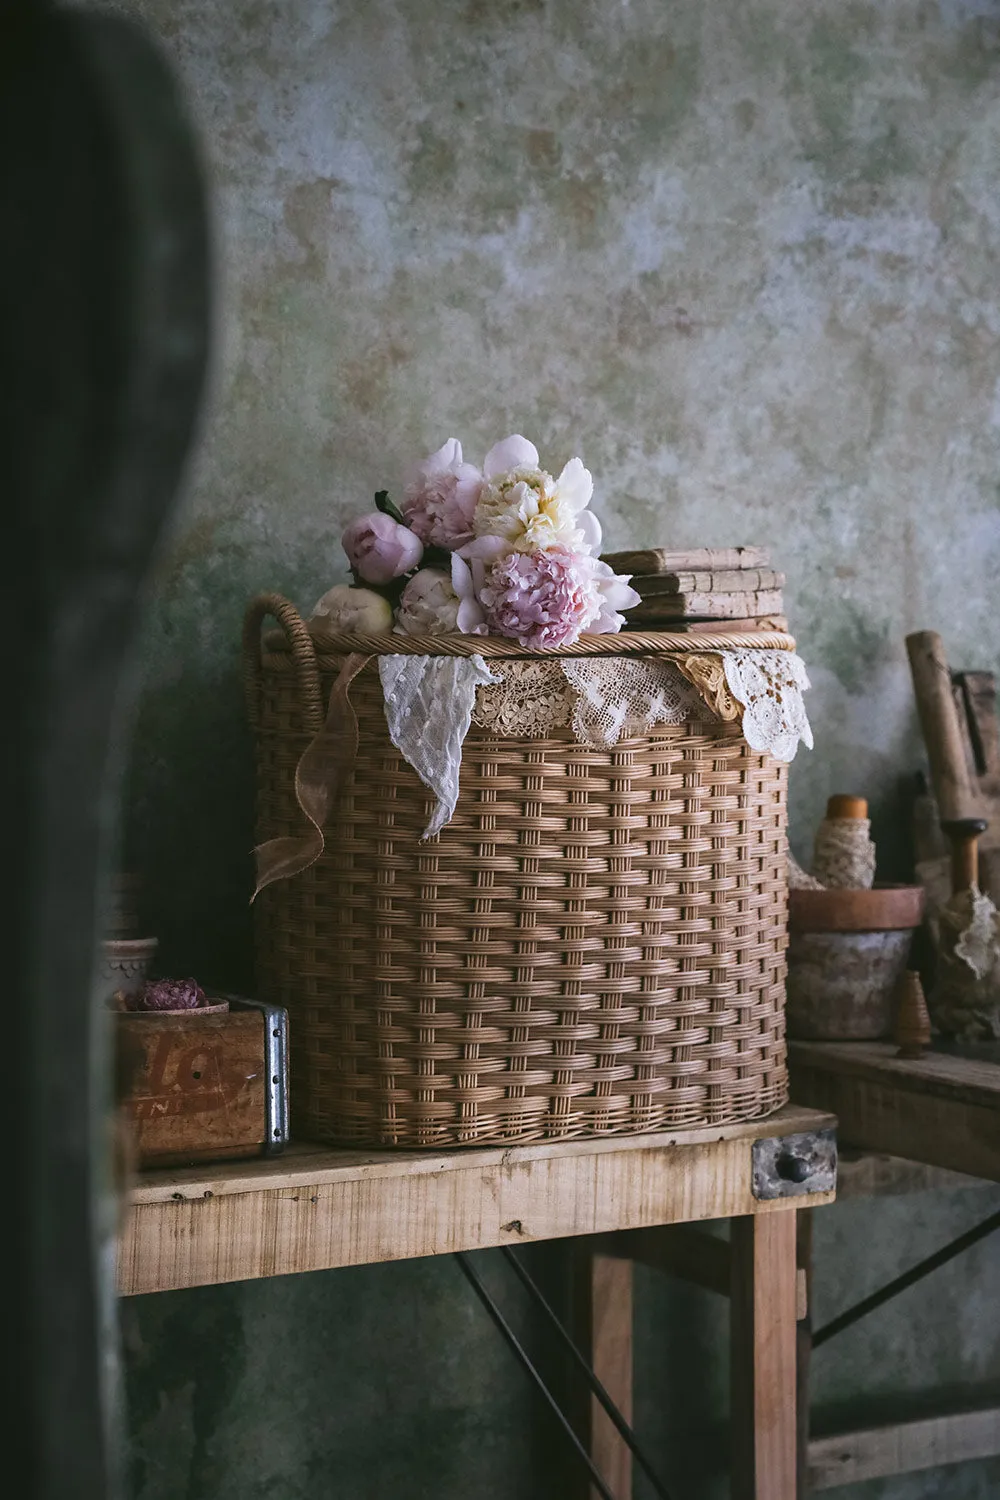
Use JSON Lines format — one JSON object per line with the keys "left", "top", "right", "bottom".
{"left": 789, "top": 883, "right": 925, "bottom": 934}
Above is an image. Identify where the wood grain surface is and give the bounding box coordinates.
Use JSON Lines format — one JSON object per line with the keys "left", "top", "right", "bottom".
{"left": 601, "top": 546, "right": 770, "bottom": 575}
{"left": 118, "top": 1103, "right": 835, "bottom": 1294}
{"left": 808, "top": 1404, "right": 1000, "bottom": 1490}
{"left": 731, "top": 1213, "right": 799, "bottom": 1500}
{"left": 789, "top": 1041, "right": 1000, "bottom": 1181}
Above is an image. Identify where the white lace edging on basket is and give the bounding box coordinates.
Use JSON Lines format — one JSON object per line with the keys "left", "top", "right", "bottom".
{"left": 721, "top": 649, "right": 814, "bottom": 762}
{"left": 477, "top": 652, "right": 812, "bottom": 757}
{"left": 381, "top": 649, "right": 812, "bottom": 838}
{"left": 560, "top": 657, "right": 706, "bottom": 745}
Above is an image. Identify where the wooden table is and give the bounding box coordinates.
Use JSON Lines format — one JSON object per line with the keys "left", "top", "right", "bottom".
{"left": 789, "top": 1041, "right": 1000, "bottom": 1182}
{"left": 789, "top": 1041, "right": 1000, "bottom": 1494}
{"left": 119, "top": 1103, "right": 836, "bottom": 1500}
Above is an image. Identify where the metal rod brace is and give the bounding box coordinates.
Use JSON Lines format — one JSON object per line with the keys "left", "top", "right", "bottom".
{"left": 814, "top": 1206, "right": 1000, "bottom": 1348}
{"left": 455, "top": 1250, "right": 678, "bottom": 1500}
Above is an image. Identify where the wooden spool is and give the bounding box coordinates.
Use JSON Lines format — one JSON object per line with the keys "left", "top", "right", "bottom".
{"left": 893, "top": 970, "right": 932, "bottom": 1059}
{"left": 825, "top": 794, "right": 868, "bottom": 820}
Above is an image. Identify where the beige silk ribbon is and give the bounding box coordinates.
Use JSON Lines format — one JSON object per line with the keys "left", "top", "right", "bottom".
{"left": 252, "top": 652, "right": 371, "bottom": 899}
{"left": 673, "top": 652, "right": 741, "bottom": 721}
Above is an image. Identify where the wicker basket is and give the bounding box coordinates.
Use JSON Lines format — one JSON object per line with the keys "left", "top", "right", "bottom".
{"left": 243, "top": 594, "right": 791, "bottom": 1147}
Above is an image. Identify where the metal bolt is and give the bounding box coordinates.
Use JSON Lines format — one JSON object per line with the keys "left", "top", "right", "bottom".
{"left": 776, "top": 1153, "right": 810, "bottom": 1184}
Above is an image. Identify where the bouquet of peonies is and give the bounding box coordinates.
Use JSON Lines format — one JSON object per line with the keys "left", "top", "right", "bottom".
{"left": 312, "top": 435, "right": 640, "bottom": 649}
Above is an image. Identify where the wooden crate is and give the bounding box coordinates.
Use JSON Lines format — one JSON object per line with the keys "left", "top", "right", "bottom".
{"left": 117, "top": 1000, "right": 288, "bottom": 1168}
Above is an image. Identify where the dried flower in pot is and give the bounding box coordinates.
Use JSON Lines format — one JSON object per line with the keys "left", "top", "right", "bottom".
{"left": 114, "top": 976, "right": 229, "bottom": 1016}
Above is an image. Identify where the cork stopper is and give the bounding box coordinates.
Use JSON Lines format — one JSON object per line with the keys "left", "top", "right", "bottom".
{"left": 826, "top": 795, "right": 868, "bottom": 820}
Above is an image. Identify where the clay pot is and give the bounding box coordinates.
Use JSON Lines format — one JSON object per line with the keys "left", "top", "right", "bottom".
{"left": 98, "top": 937, "right": 159, "bottom": 1009}
{"left": 786, "top": 884, "right": 925, "bottom": 1040}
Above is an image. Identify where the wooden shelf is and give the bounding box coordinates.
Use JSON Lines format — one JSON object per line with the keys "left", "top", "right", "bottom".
{"left": 789, "top": 1042, "right": 1000, "bottom": 1182}
{"left": 808, "top": 1401, "right": 1000, "bottom": 1491}
{"left": 118, "top": 1103, "right": 835, "bottom": 1296}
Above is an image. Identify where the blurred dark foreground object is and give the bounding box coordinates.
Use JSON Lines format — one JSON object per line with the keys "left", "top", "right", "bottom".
{"left": 2, "top": 5, "right": 210, "bottom": 1497}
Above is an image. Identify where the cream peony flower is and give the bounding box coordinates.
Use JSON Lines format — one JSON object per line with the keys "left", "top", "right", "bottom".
{"left": 310, "top": 584, "right": 394, "bottom": 634}
{"left": 395, "top": 568, "right": 461, "bottom": 634}
{"left": 472, "top": 434, "right": 602, "bottom": 555}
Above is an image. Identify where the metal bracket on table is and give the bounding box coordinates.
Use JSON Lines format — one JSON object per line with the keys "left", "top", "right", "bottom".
{"left": 752, "top": 1128, "right": 837, "bottom": 1200}
{"left": 222, "top": 995, "right": 290, "bottom": 1154}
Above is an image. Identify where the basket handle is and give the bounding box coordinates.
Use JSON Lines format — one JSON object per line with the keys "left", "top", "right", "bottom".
{"left": 242, "top": 592, "right": 323, "bottom": 734}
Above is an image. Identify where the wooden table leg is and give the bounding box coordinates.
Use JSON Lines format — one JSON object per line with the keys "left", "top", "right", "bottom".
{"left": 572, "top": 1242, "right": 634, "bottom": 1500}
{"left": 731, "top": 1212, "right": 798, "bottom": 1500}
{"left": 796, "top": 1210, "right": 813, "bottom": 1498}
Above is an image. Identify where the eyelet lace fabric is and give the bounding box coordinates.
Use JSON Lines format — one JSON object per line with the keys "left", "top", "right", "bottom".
{"left": 379, "top": 654, "right": 499, "bottom": 838}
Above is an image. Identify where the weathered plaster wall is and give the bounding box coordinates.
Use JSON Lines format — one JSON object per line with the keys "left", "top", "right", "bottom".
{"left": 120, "top": 1, "right": 1000, "bottom": 1495}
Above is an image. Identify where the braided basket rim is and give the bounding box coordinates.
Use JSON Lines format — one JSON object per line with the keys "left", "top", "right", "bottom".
{"left": 267, "top": 625, "right": 797, "bottom": 657}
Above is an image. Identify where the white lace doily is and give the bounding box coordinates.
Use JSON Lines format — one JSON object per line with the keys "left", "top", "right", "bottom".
{"left": 722, "top": 649, "right": 814, "bottom": 763}
{"left": 951, "top": 885, "right": 1000, "bottom": 981}
{"left": 931, "top": 885, "right": 1000, "bottom": 1039}
{"left": 379, "top": 654, "right": 499, "bottom": 839}
{"left": 561, "top": 658, "right": 705, "bottom": 746}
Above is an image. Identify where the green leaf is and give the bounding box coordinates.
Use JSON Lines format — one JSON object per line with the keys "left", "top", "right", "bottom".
{"left": 422, "top": 544, "right": 453, "bottom": 573}
{"left": 374, "top": 490, "right": 407, "bottom": 526}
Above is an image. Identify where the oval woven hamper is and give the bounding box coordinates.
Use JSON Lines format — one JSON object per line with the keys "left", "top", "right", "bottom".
{"left": 244, "top": 594, "right": 790, "bottom": 1147}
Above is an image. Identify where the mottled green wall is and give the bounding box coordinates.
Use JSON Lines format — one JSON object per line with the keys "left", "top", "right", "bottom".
{"left": 121, "top": 2, "right": 1000, "bottom": 1496}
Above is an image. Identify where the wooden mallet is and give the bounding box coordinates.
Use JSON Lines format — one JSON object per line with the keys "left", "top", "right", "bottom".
{"left": 906, "top": 630, "right": 989, "bottom": 894}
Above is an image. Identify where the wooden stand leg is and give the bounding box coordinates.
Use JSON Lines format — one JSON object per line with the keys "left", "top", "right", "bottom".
{"left": 572, "top": 1243, "right": 634, "bottom": 1500}
{"left": 796, "top": 1210, "right": 813, "bottom": 1499}
{"left": 730, "top": 1213, "right": 798, "bottom": 1500}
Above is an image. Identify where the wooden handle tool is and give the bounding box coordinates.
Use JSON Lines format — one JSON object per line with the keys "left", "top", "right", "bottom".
{"left": 906, "top": 630, "right": 988, "bottom": 893}
{"left": 941, "top": 816, "right": 988, "bottom": 893}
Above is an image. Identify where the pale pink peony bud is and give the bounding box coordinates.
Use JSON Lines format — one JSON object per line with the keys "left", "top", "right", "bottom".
{"left": 342, "top": 512, "right": 423, "bottom": 585}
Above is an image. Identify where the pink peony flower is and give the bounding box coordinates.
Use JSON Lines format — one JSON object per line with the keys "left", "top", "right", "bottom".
{"left": 401, "top": 439, "right": 483, "bottom": 548}
{"left": 452, "top": 545, "right": 640, "bottom": 649}
{"left": 342, "top": 512, "right": 424, "bottom": 585}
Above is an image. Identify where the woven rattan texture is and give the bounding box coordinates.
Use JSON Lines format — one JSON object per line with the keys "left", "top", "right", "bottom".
{"left": 251, "top": 648, "right": 789, "bottom": 1147}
